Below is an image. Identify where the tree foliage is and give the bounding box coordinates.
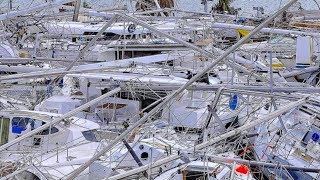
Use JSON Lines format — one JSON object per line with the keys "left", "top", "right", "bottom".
{"left": 213, "top": 0, "right": 234, "bottom": 14}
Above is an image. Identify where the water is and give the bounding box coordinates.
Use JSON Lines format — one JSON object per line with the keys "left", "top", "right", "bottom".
{"left": 3, "top": 0, "right": 320, "bottom": 16}
{"left": 86, "top": 0, "right": 319, "bottom": 15}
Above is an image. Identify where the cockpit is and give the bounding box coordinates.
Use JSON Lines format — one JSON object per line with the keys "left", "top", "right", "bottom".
{"left": 0, "top": 111, "right": 100, "bottom": 151}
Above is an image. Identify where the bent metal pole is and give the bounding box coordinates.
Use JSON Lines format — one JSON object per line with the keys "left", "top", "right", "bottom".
{"left": 118, "top": 13, "right": 260, "bottom": 75}
{"left": 66, "top": 0, "right": 298, "bottom": 179}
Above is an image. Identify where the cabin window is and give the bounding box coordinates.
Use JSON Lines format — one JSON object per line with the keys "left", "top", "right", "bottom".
{"left": 141, "top": 152, "right": 149, "bottom": 160}
{"left": 11, "top": 117, "right": 59, "bottom": 135}
{"left": 49, "top": 109, "right": 58, "bottom": 114}
{"left": 83, "top": 31, "right": 98, "bottom": 35}
{"left": 83, "top": 32, "right": 121, "bottom": 41}
{"left": 139, "top": 145, "right": 144, "bottom": 150}
{"left": 12, "top": 117, "right": 31, "bottom": 127}
{"left": 18, "top": 171, "right": 40, "bottom": 180}
{"left": 11, "top": 117, "right": 36, "bottom": 134}
{"left": 103, "top": 32, "right": 120, "bottom": 40}
{"left": 82, "top": 130, "right": 100, "bottom": 142}
{"left": 302, "top": 126, "right": 320, "bottom": 146}
{"left": 32, "top": 127, "right": 59, "bottom": 146}
{"left": 38, "top": 127, "right": 59, "bottom": 135}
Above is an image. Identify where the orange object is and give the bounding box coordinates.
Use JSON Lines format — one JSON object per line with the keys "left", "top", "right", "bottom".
{"left": 236, "top": 164, "right": 249, "bottom": 174}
